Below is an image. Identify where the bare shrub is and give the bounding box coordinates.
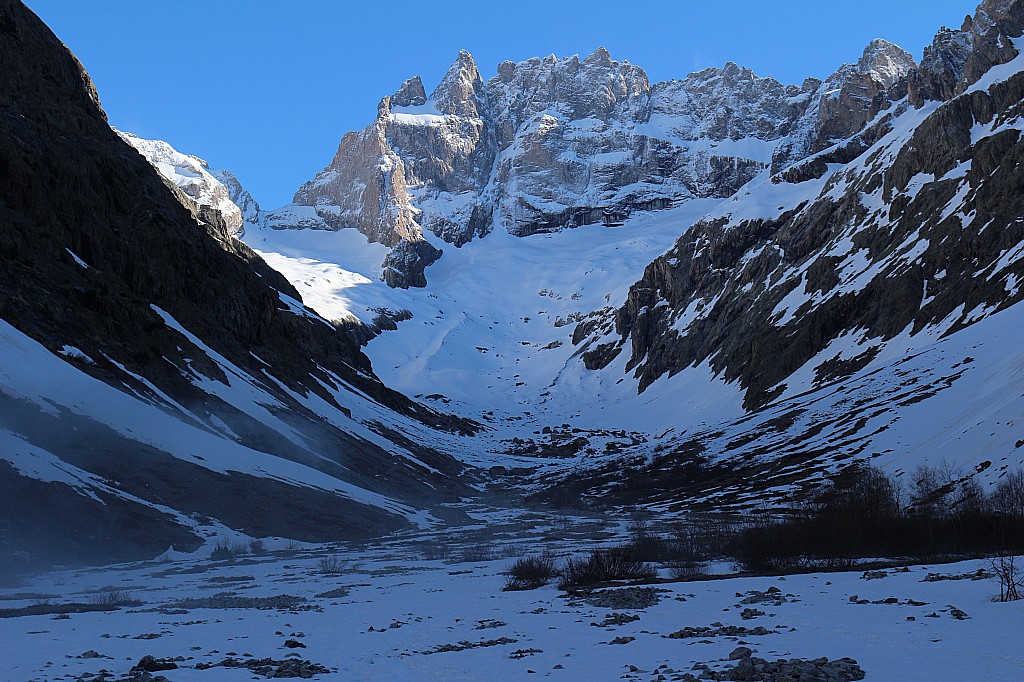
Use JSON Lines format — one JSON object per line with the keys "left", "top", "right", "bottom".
{"left": 663, "top": 540, "right": 712, "bottom": 577}
{"left": 417, "top": 540, "right": 450, "bottom": 561}
{"left": 731, "top": 464, "right": 1024, "bottom": 572}
{"left": 209, "top": 542, "right": 235, "bottom": 561}
{"left": 909, "top": 461, "right": 985, "bottom": 518}
{"left": 88, "top": 589, "right": 140, "bottom": 607}
{"left": 317, "top": 556, "right": 350, "bottom": 576}
{"left": 992, "top": 470, "right": 1024, "bottom": 519}
{"left": 459, "top": 543, "right": 495, "bottom": 563}
{"left": 501, "top": 542, "right": 530, "bottom": 559}
{"left": 558, "top": 546, "right": 657, "bottom": 589}
{"left": 624, "top": 518, "right": 672, "bottom": 562}
{"left": 503, "top": 554, "right": 559, "bottom": 591}
{"left": 990, "top": 554, "right": 1022, "bottom": 602}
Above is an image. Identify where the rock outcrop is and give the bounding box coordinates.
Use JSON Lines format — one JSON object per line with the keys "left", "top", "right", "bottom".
{"left": 909, "top": 0, "right": 1024, "bottom": 106}
{"left": 771, "top": 39, "right": 916, "bottom": 172}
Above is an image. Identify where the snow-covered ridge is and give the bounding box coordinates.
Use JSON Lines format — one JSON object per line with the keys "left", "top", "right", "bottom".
{"left": 256, "top": 32, "right": 933, "bottom": 290}
{"left": 116, "top": 129, "right": 254, "bottom": 234}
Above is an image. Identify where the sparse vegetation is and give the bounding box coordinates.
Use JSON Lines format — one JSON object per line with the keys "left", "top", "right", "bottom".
{"left": 731, "top": 464, "right": 1024, "bottom": 573}
{"left": 558, "top": 546, "right": 657, "bottom": 589}
{"left": 503, "top": 554, "right": 559, "bottom": 591}
{"left": 417, "top": 540, "right": 450, "bottom": 561}
{"left": 210, "top": 540, "right": 267, "bottom": 561}
{"left": 990, "top": 554, "right": 1021, "bottom": 602}
{"left": 87, "top": 589, "right": 140, "bottom": 607}
{"left": 317, "top": 555, "right": 350, "bottom": 576}
{"left": 209, "top": 542, "right": 235, "bottom": 561}
{"left": 459, "top": 543, "right": 495, "bottom": 563}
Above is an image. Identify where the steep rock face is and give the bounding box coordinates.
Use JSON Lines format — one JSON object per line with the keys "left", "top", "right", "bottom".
{"left": 771, "top": 39, "right": 917, "bottom": 172}
{"left": 279, "top": 85, "right": 445, "bottom": 288}
{"left": 0, "top": 0, "right": 472, "bottom": 571}
{"left": 909, "top": 0, "right": 1024, "bottom": 106}
{"left": 288, "top": 118, "right": 421, "bottom": 244}
{"left": 271, "top": 38, "right": 927, "bottom": 287}
{"left": 272, "top": 51, "right": 806, "bottom": 283}
{"left": 581, "top": 21, "right": 1024, "bottom": 411}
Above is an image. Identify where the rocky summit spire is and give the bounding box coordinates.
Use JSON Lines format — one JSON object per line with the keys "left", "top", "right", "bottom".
{"left": 431, "top": 50, "right": 484, "bottom": 117}
{"left": 391, "top": 75, "right": 427, "bottom": 108}
{"left": 857, "top": 38, "right": 917, "bottom": 90}
{"left": 909, "top": 0, "right": 1024, "bottom": 105}
{"left": 583, "top": 46, "right": 613, "bottom": 66}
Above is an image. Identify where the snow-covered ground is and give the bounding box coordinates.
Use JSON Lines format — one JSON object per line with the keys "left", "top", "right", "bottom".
{"left": 2, "top": 510, "right": 1020, "bottom": 681}
{"left": 243, "top": 199, "right": 742, "bottom": 442}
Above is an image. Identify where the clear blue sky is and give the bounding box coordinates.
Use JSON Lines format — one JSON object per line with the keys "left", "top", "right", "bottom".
{"left": 24, "top": 0, "right": 976, "bottom": 208}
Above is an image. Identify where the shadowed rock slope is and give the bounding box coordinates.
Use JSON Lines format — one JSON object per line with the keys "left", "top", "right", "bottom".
{"left": 0, "top": 0, "right": 475, "bottom": 575}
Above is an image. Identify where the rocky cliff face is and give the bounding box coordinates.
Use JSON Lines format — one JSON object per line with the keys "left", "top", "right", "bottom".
{"left": 266, "top": 31, "right": 936, "bottom": 288}
{"left": 578, "top": 0, "right": 1024, "bottom": 413}
{"left": 0, "top": 0, "right": 473, "bottom": 572}
{"left": 771, "top": 39, "right": 917, "bottom": 172}
{"left": 266, "top": 35, "right": 921, "bottom": 284}
{"left": 909, "top": 0, "right": 1024, "bottom": 105}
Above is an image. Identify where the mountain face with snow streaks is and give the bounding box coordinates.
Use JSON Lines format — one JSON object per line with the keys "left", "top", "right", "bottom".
{"left": 0, "top": 0, "right": 474, "bottom": 573}
{"left": 580, "top": 0, "right": 1024, "bottom": 413}
{"left": 5, "top": 0, "right": 1024, "bottom": 572}
{"left": 266, "top": 38, "right": 927, "bottom": 286}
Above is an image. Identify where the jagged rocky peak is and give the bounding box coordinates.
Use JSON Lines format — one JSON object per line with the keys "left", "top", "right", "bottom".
{"left": 432, "top": 49, "right": 486, "bottom": 117}
{"left": 651, "top": 62, "right": 808, "bottom": 143}
{"left": 488, "top": 47, "right": 651, "bottom": 125}
{"left": 909, "top": 0, "right": 1024, "bottom": 105}
{"left": 277, "top": 32, "right": 972, "bottom": 287}
{"left": 274, "top": 46, "right": 838, "bottom": 285}
{"left": 770, "top": 37, "right": 916, "bottom": 174}
{"left": 857, "top": 38, "right": 917, "bottom": 90}
{"left": 391, "top": 75, "right": 426, "bottom": 107}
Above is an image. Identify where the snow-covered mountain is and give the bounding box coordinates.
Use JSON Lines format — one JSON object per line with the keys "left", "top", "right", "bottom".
{"left": 4, "top": 0, "right": 1024, "bottom": 575}
{"left": 114, "top": 130, "right": 250, "bottom": 234}
{"left": 230, "top": 0, "right": 1024, "bottom": 503}
{"left": 260, "top": 36, "right": 922, "bottom": 288}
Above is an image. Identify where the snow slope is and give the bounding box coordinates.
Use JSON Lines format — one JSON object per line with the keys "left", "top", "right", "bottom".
{"left": 0, "top": 316, "right": 435, "bottom": 519}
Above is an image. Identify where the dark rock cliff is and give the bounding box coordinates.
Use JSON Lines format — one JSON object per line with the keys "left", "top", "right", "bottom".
{"left": 0, "top": 0, "right": 473, "bottom": 572}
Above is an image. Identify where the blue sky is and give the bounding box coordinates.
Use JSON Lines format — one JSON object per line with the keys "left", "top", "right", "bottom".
{"left": 25, "top": 0, "right": 976, "bottom": 208}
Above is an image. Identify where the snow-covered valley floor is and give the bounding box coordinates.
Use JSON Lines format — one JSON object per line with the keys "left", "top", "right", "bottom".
{"left": 2, "top": 509, "right": 1020, "bottom": 681}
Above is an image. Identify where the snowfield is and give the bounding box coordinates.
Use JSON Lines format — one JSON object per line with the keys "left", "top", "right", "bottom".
{"left": 1, "top": 510, "right": 1020, "bottom": 681}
